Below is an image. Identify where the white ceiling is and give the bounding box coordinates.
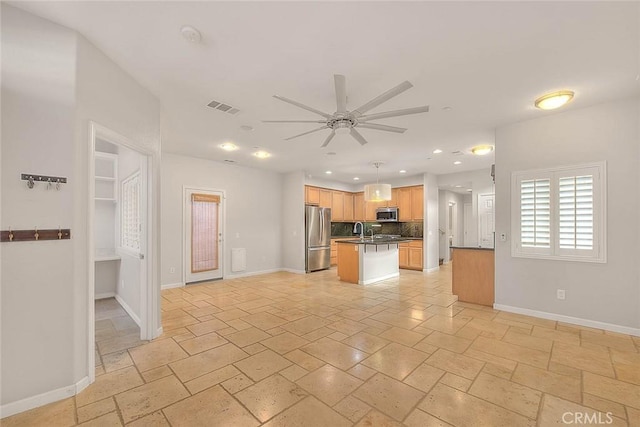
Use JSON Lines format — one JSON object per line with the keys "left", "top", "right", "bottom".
{"left": 12, "top": 1, "right": 640, "bottom": 184}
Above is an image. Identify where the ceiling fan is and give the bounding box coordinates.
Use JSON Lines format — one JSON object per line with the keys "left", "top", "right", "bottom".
{"left": 264, "top": 74, "right": 429, "bottom": 148}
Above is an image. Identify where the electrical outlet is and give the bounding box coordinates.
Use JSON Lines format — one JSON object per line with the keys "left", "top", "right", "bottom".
{"left": 557, "top": 289, "right": 566, "bottom": 300}
{"left": 169, "top": 267, "right": 175, "bottom": 274}
{"left": 500, "top": 233, "right": 507, "bottom": 242}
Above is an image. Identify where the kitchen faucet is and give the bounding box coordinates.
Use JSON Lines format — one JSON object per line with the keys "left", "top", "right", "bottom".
{"left": 353, "top": 222, "right": 364, "bottom": 239}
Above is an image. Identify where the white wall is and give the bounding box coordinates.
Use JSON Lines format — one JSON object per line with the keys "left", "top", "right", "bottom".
{"left": 161, "top": 153, "right": 283, "bottom": 286}
{"left": 438, "top": 170, "right": 494, "bottom": 247}
{"left": 1, "top": 4, "right": 161, "bottom": 414}
{"left": 424, "top": 173, "right": 439, "bottom": 270}
{"left": 282, "top": 172, "right": 306, "bottom": 273}
{"left": 495, "top": 97, "right": 640, "bottom": 331}
{"left": 1, "top": 5, "right": 77, "bottom": 406}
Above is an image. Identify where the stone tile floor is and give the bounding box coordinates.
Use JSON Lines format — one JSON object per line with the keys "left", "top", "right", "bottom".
{"left": 4, "top": 265, "right": 640, "bottom": 426}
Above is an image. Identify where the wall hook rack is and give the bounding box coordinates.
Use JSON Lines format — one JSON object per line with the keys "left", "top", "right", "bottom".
{"left": 21, "top": 174, "right": 67, "bottom": 190}
{"left": 1, "top": 228, "right": 71, "bottom": 242}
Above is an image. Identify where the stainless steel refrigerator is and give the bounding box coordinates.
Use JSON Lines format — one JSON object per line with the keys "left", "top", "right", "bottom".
{"left": 305, "top": 205, "right": 331, "bottom": 273}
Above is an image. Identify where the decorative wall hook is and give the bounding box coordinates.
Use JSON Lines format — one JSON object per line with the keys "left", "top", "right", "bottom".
{"left": 8, "top": 227, "right": 14, "bottom": 242}
{"left": 27, "top": 176, "right": 35, "bottom": 189}
{"left": 21, "top": 174, "right": 67, "bottom": 190}
{"left": 34, "top": 227, "right": 39, "bottom": 241}
{"left": 1, "top": 228, "right": 70, "bottom": 242}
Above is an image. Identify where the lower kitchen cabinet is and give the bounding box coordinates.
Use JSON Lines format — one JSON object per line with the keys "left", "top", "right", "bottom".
{"left": 330, "top": 239, "right": 339, "bottom": 266}
{"left": 399, "top": 240, "right": 423, "bottom": 270}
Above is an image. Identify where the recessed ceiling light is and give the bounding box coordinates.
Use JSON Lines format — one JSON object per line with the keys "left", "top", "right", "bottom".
{"left": 471, "top": 145, "right": 494, "bottom": 156}
{"left": 399, "top": 170, "right": 406, "bottom": 174}
{"left": 253, "top": 150, "right": 271, "bottom": 159}
{"left": 454, "top": 161, "right": 462, "bottom": 165}
{"left": 325, "top": 171, "right": 332, "bottom": 174}
{"left": 353, "top": 177, "right": 360, "bottom": 181}
{"left": 433, "top": 149, "right": 443, "bottom": 154}
{"left": 466, "top": 189, "right": 472, "bottom": 192}
{"left": 455, "top": 185, "right": 462, "bottom": 188}
{"left": 180, "top": 25, "right": 202, "bottom": 44}
{"left": 240, "top": 125, "right": 254, "bottom": 131}
{"left": 219, "top": 142, "right": 238, "bottom": 151}
{"left": 534, "top": 90, "right": 574, "bottom": 110}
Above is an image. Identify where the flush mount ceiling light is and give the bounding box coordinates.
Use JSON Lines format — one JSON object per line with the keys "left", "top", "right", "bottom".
{"left": 433, "top": 149, "right": 443, "bottom": 154}
{"left": 219, "top": 142, "right": 238, "bottom": 151}
{"left": 325, "top": 170, "right": 332, "bottom": 174}
{"left": 399, "top": 170, "right": 407, "bottom": 174}
{"left": 353, "top": 177, "right": 360, "bottom": 181}
{"left": 534, "top": 90, "right": 574, "bottom": 110}
{"left": 454, "top": 161, "right": 462, "bottom": 165}
{"left": 180, "top": 25, "right": 202, "bottom": 44}
{"left": 364, "top": 162, "right": 392, "bottom": 202}
{"left": 253, "top": 150, "right": 271, "bottom": 159}
{"left": 471, "top": 145, "right": 494, "bottom": 156}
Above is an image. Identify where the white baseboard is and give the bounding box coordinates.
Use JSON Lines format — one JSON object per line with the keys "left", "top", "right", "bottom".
{"left": 161, "top": 282, "right": 184, "bottom": 290}
{"left": 94, "top": 292, "right": 116, "bottom": 300}
{"left": 0, "top": 376, "right": 89, "bottom": 419}
{"left": 493, "top": 304, "right": 640, "bottom": 337}
{"left": 225, "top": 268, "right": 282, "bottom": 279}
{"left": 360, "top": 272, "right": 399, "bottom": 285}
{"left": 156, "top": 327, "right": 164, "bottom": 337}
{"left": 424, "top": 266, "right": 440, "bottom": 272}
{"left": 115, "top": 295, "right": 141, "bottom": 327}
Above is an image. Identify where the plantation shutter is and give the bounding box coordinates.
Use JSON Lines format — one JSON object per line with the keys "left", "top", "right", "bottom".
{"left": 520, "top": 178, "right": 550, "bottom": 248}
{"left": 122, "top": 172, "right": 141, "bottom": 251}
{"left": 558, "top": 175, "right": 593, "bottom": 250}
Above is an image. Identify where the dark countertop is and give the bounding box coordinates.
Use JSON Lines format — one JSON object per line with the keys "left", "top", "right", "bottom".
{"left": 332, "top": 236, "right": 423, "bottom": 240}
{"left": 336, "top": 237, "right": 413, "bottom": 245}
{"left": 450, "top": 246, "right": 495, "bottom": 251}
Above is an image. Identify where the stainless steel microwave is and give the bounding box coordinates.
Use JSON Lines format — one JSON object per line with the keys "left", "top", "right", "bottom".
{"left": 376, "top": 207, "right": 399, "bottom": 222}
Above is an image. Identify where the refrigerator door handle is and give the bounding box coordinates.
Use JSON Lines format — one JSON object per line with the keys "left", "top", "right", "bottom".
{"left": 319, "top": 210, "right": 323, "bottom": 241}
{"left": 308, "top": 246, "right": 329, "bottom": 251}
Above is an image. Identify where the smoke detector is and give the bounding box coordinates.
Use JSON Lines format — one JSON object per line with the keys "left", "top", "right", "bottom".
{"left": 181, "top": 26, "right": 202, "bottom": 44}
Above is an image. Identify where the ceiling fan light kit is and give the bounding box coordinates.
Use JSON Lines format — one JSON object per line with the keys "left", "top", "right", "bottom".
{"left": 264, "top": 74, "right": 429, "bottom": 147}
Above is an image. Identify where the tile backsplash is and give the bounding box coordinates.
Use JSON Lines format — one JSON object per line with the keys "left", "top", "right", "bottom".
{"left": 331, "top": 222, "right": 423, "bottom": 238}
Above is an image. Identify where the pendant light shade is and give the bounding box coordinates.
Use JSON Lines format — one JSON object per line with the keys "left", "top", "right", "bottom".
{"left": 364, "top": 162, "right": 392, "bottom": 202}
{"left": 364, "top": 183, "right": 392, "bottom": 202}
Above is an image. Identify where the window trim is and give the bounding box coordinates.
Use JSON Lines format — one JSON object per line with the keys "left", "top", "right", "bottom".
{"left": 511, "top": 161, "right": 606, "bottom": 263}
{"left": 120, "top": 170, "right": 141, "bottom": 257}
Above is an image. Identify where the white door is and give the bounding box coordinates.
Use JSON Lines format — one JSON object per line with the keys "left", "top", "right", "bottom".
{"left": 463, "top": 203, "right": 472, "bottom": 246}
{"left": 478, "top": 194, "right": 495, "bottom": 248}
{"left": 184, "top": 188, "right": 224, "bottom": 283}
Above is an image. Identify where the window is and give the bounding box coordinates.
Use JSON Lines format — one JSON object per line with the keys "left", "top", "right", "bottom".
{"left": 121, "top": 171, "right": 140, "bottom": 252}
{"left": 511, "top": 162, "right": 605, "bottom": 263}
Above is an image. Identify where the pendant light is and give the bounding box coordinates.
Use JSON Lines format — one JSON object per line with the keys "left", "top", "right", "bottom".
{"left": 364, "top": 162, "right": 392, "bottom": 202}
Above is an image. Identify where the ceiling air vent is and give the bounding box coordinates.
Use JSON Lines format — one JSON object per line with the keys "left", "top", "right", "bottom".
{"left": 207, "top": 100, "right": 240, "bottom": 115}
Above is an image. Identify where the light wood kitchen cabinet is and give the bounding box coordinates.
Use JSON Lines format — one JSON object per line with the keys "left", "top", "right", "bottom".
{"left": 331, "top": 191, "right": 344, "bottom": 221}
{"left": 319, "top": 189, "right": 332, "bottom": 210}
{"left": 398, "top": 187, "right": 412, "bottom": 221}
{"left": 411, "top": 186, "right": 424, "bottom": 220}
{"left": 400, "top": 240, "right": 423, "bottom": 270}
{"left": 330, "top": 239, "right": 339, "bottom": 266}
{"left": 354, "top": 192, "right": 365, "bottom": 221}
{"left": 305, "top": 186, "right": 320, "bottom": 205}
{"left": 387, "top": 188, "right": 399, "bottom": 208}
{"left": 343, "top": 193, "right": 354, "bottom": 221}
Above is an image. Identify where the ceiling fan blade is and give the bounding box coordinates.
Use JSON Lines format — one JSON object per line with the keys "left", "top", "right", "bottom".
{"left": 350, "top": 128, "right": 369, "bottom": 146}
{"left": 334, "top": 74, "right": 347, "bottom": 113}
{"left": 321, "top": 131, "right": 336, "bottom": 148}
{"left": 358, "top": 106, "right": 429, "bottom": 122}
{"left": 273, "top": 95, "right": 332, "bottom": 119}
{"left": 357, "top": 123, "right": 407, "bottom": 133}
{"left": 263, "top": 120, "right": 326, "bottom": 123}
{"left": 284, "top": 126, "right": 328, "bottom": 141}
{"left": 353, "top": 81, "right": 413, "bottom": 116}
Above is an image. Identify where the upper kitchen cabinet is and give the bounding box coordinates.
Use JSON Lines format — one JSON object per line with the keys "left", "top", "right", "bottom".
{"left": 398, "top": 187, "right": 412, "bottom": 221}
{"left": 388, "top": 188, "right": 399, "bottom": 208}
{"left": 331, "top": 191, "right": 344, "bottom": 221}
{"left": 354, "top": 192, "right": 365, "bottom": 221}
{"left": 305, "top": 186, "right": 320, "bottom": 205}
{"left": 398, "top": 185, "right": 423, "bottom": 221}
{"left": 411, "top": 186, "right": 424, "bottom": 220}
{"left": 319, "top": 189, "right": 332, "bottom": 209}
{"left": 343, "top": 193, "right": 354, "bottom": 221}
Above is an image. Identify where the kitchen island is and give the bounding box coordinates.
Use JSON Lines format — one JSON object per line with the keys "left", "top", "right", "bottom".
{"left": 451, "top": 246, "right": 495, "bottom": 306}
{"left": 336, "top": 237, "right": 411, "bottom": 285}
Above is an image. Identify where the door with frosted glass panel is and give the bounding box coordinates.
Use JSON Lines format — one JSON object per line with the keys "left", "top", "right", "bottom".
{"left": 185, "top": 189, "right": 224, "bottom": 283}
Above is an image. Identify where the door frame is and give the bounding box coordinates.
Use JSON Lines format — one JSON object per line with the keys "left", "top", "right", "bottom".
{"left": 477, "top": 193, "right": 496, "bottom": 248}
{"left": 88, "top": 121, "right": 158, "bottom": 384}
{"left": 463, "top": 202, "right": 472, "bottom": 246}
{"left": 182, "top": 186, "right": 226, "bottom": 284}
